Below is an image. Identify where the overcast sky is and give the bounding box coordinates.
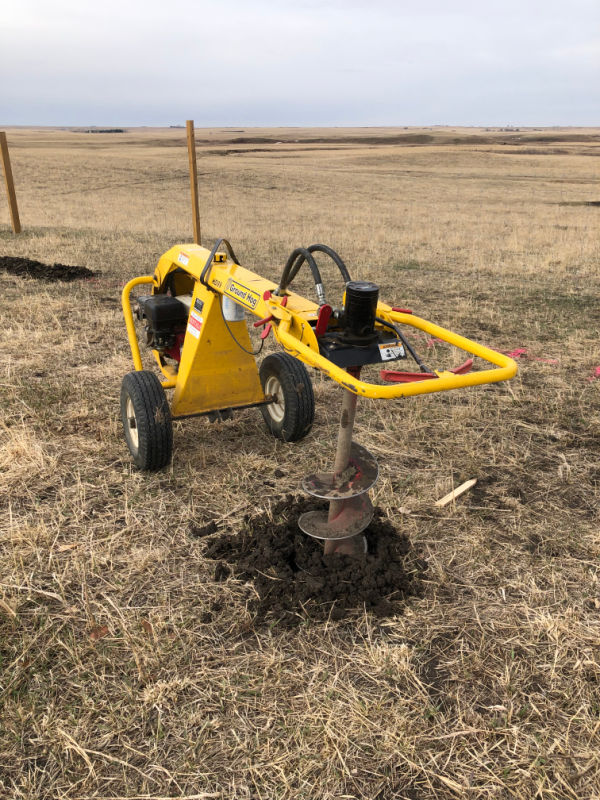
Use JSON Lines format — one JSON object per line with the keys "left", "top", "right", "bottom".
{"left": 1, "top": 0, "right": 598, "bottom": 127}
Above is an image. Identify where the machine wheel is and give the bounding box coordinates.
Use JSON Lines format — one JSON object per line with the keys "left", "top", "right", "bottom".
{"left": 259, "top": 353, "right": 314, "bottom": 442}
{"left": 120, "top": 371, "right": 173, "bottom": 470}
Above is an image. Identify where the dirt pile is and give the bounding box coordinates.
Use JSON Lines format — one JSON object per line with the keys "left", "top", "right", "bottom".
{"left": 201, "top": 495, "right": 426, "bottom": 624}
{"left": 0, "top": 256, "right": 96, "bottom": 282}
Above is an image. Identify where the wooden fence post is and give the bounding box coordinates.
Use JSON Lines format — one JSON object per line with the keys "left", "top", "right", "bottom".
{"left": 0, "top": 132, "right": 21, "bottom": 234}
{"left": 186, "top": 120, "right": 201, "bottom": 245}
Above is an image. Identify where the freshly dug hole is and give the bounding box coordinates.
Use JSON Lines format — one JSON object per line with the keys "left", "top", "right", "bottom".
{"left": 203, "top": 495, "right": 426, "bottom": 625}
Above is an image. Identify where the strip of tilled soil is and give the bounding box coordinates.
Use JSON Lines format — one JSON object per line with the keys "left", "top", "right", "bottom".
{"left": 0, "top": 256, "right": 96, "bottom": 282}
{"left": 199, "top": 495, "right": 426, "bottom": 625}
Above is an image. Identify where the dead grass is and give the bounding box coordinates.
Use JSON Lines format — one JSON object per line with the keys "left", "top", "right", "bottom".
{"left": 0, "top": 126, "right": 599, "bottom": 799}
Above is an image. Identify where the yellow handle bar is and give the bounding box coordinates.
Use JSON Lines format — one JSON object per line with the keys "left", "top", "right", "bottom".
{"left": 122, "top": 275, "right": 155, "bottom": 371}
{"left": 274, "top": 310, "right": 517, "bottom": 399}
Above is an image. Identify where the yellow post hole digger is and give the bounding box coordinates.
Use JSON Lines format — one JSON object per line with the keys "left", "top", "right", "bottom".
{"left": 121, "top": 240, "right": 517, "bottom": 553}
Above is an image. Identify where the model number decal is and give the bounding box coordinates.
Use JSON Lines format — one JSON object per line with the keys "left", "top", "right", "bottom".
{"left": 225, "top": 279, "right": 260, "bottom": 310}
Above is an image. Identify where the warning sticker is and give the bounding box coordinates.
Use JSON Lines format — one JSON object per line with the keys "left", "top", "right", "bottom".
{"left": 177, "top": 252, "right": 190, "bottom": 266}
{"left": 379, "top": 341, "right": 406, "bottom": 361}
{"left": 187, "top": 314, "right": 203, "bottom": 339}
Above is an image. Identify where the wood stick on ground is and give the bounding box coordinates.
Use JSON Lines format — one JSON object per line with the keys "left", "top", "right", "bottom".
{"left": 435, "top": 478, "right": 477, "bottom": 508}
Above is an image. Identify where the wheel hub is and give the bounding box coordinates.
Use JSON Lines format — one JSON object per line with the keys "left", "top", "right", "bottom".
{"left": 126, "top": 396, "right": 139, "bottom": 449}
{"left": 264, "top": 375, "right": 285, "bottom": 423}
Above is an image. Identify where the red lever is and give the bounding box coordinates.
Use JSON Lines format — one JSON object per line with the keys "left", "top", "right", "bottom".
{"left": 380, "top": 358, "right": 474, "bottom": 383}
{"left": 253, "top": 296, "right": 287, "bottom": 338}
{"left": 380, "top": 370, "right": 434, "bottom": 383}
{"left": 450, "top": 358, "right": 473, "bottom": 375}
{"left": 315, "top": 304, "right": 333, "bottom": 337}
{"left": 392, "top": 306, "right": 413, "bottom": 314}
{"left": 253, "top": 295, "right": 288, "bottom": 328}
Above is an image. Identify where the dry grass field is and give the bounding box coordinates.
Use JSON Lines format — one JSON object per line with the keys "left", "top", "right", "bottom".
{"left": 1, "top": 125, "right": 599, "bottom": 799}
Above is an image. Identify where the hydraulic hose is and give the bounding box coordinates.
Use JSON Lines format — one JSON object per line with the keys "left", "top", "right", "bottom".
{"left": 275, "top": 247, "right": 325, "bottom": 302}
{"left": 306, "top": 244, "right": 352, "bottom": 284}
{"left": 276, "top": 243, "right": 352, "bottom": 305}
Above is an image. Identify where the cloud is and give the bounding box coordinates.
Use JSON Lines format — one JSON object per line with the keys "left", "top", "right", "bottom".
{"left": 2, "top": 0, "right": 598, "bottom": 124}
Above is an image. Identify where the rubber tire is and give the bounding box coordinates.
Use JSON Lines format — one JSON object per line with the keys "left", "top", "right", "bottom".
{"left": 259, "top": 353, "right": 314, "bottom": 442}
{"left": 120, "top": 371, "right": 173, "bottom": 470}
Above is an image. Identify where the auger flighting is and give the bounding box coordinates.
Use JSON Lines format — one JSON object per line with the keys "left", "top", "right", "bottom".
{"left": 298, "top": 281, "right": 383, "bottom": 556}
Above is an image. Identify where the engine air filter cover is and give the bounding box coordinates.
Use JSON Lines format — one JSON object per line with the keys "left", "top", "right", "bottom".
{"left": 138, "top": 295, "right": 188, "bottom": 329}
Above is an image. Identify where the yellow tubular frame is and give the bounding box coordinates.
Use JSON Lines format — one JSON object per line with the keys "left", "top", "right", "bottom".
{"left": 122, "top": 275, "right": 155, "bottom": 372}
{"left": 274, "top": 311, "right": 517, "bottom": 398}
{"left": 121, "top": 246, "right": 517, "bottom": 401}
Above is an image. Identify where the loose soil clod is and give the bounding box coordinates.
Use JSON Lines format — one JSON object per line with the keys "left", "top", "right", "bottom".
{"left": 204, "top": 495, "right": 426, "bottom": 624}
{"left": 189, "top": 520, "right": 218, "bottom": 538}
{"left": 0, "top": 255, "right": 96, "bottom": 282}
